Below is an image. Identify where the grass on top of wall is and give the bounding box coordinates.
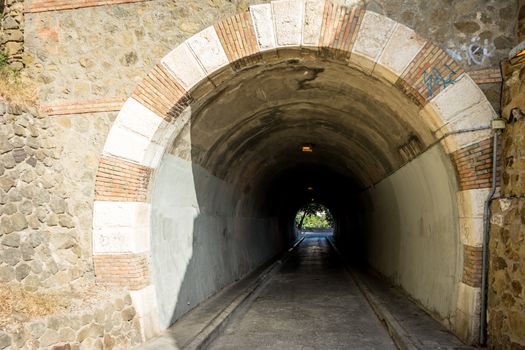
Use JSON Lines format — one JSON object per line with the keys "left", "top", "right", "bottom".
{"left": 0, "top": 285, "right": 71, "bottom": 330}
{"left": 0, "top": 56, "right": 37, "bottom": 107}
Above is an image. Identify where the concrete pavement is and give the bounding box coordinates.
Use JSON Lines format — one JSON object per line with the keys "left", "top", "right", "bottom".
{"left": 208, "top": 233, "right": 397, "bottom": 349}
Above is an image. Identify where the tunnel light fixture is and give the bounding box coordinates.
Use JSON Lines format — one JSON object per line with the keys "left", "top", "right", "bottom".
{"left": 307, "top": 186, "right": 314, "bottom": 191}
{"left": 301, "top": 143, "right": 314, "bottom": 153}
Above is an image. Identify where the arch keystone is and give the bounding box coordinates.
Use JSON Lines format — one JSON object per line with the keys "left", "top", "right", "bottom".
{"left": 271, "top": 0, "right": 304, "bottom": 47}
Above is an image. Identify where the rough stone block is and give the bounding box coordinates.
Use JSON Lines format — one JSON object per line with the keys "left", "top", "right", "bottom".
{"left": 375, "top": 24, "right": 426, "bottom": 83}
{"left": 186, "top": 26, "right": 229, "bottom": 75}
{"left": 351, "top": 11, "right": 397, "bottom": 73}
{"left": 302, "top": 0, "right": 325, "bottom": 47}
{"left": 161, "top": 44, "right": 206, "bottom": 91}
{"left": 272, "top": 0, "right": 303, "bottom": 47}
{"left": 250, "top": 4, "right": 276, "bottom": 51}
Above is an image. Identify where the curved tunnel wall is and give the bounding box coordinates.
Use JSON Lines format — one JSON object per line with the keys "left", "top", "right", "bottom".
{"left": 92, "top": 1, "right": 497, "bottom": 343}
{"left": 150, "top": 153, "right": 283, "bottom": 328}
{"left": 356, "top": 145, "right": 461, "bottom": 322}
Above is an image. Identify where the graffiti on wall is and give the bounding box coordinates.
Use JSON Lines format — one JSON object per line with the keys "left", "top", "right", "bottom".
{"left": 421, "top": 63, "right": 463, "bottom": 98}
{"left": 446, "top": 36, "right": 496, "bottom": 66}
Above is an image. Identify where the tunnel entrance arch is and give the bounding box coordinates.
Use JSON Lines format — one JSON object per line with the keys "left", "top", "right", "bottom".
{"left": 91, "top": 0, "right": 496, "bottom": 344}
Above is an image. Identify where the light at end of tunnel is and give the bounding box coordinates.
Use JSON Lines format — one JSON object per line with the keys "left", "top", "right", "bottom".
{"left": 307, "top": 186, "right": 313, "bottom": 191}
{"left": 301, "top": 143, "right": 314, "bottom": 153}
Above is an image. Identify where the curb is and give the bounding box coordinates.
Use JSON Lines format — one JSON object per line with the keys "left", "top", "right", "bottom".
{"left": 183, "top": 236, "right": 305, "bottom": 349}
{"left": 326, "top": 237, "right": 419, "bottom": 350}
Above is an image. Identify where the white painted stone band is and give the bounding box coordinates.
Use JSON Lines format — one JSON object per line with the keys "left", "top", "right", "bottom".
{"left": 93, "top": 201, "right": 151, "bottom": 254}
{"left": 457, "top": 189, "right": 490, "bottom": 246}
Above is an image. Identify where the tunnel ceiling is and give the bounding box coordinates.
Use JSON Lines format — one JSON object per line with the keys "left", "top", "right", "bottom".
{"left": 168, "top": 57, "right": 437, "bottom": 194}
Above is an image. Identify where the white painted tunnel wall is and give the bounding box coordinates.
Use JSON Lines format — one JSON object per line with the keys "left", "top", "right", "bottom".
{"left": 361, "top": 145, "right": 461, "bottom": 324}
{"left": 150, "top": 153, "right": 282, "bottom": 330}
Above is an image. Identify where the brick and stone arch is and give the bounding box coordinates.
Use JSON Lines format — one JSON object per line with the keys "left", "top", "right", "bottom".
{"left": 91, "top": 0, "right": 497, "bottom": 342}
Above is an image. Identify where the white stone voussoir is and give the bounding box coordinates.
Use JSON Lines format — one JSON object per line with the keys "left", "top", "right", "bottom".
{"left": 103, "top": 125, "right": 152, "bottom": 166}
{"left": 161, "top": 43, "right": 206, "bottom": 91}
{"left": 271, "top": 0, "right": 304, "bottom": 47}
{"left": 302, "top": 0, "right": 325, "bottom": 47}
{"left": 102, "top": 98, "right": 166, "bottom": 166}
{"left": 93, "top": 201, "right": 151, "bottom": 254}
{"left": 351, "top": 11, "right": 397, "bottom": 73}
{"left": 250, "top": 3, "right": 277, "bottom": 51}
{"left": 429, "top": 74, "right": 487, "bottom": 125}
{"left": 116, "top": 98, "right": 164, "bottom": 140}
{"left": 186, "top": 26, "right": 229, "bottom": 75}
{"left": 375, "top": 24, "right": 426, "bottom": 83}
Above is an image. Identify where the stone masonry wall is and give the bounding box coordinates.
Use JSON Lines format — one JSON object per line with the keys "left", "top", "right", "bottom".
{"left": 0, "top": 100, "right": 95, "bottom": 290}
{"left": 1, "top": 0, "right": 24, "bottom": 70}
{"left": 23, "top": 0, "right": 517, "bottom": 106}
{"left": 487, "top": 58, "right": 525, "bottom": 348}
{"left": 0, "top": 291, "right": 141, "bottom": 350}
{"left": 519, "top": 0, "right": 525, "bottom": 42}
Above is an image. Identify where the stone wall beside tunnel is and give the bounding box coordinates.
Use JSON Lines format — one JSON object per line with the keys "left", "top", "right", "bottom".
{"left": 487, "top": 55, "right": 525, "bottom": 349}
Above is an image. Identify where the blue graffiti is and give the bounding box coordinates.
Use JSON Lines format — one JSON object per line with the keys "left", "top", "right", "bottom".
{"left": 422, "top": 64, "right": 462, "bottom": 97}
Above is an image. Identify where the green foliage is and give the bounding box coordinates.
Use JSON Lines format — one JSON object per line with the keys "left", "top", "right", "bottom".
{"left": 295, "top": 203, "right": 334, "bottom": 230}
{"left": 0, "top": 50, "right": 8, "bottom": 70}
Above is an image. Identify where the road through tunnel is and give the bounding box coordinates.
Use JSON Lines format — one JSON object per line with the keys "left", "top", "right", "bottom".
{"left": 93, "top": 4, "right": 497, "bottom": 345}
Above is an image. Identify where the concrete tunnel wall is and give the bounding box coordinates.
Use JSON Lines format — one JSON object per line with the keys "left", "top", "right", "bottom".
{"left": 150, "top": 153, "right": 285, "bottom": 329}
{"left": 356, "top": 145, "right": 461, "bottom": 324}
{"left": 143, "top": 57, "right": 464, "bottom": 332}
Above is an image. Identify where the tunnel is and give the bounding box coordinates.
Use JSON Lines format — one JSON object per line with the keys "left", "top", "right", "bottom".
{"left": 93, "top": 6, "right": 497, "bottom": 344}
{"left": 148, "top": 55, "right": 461, "bottom": 331}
